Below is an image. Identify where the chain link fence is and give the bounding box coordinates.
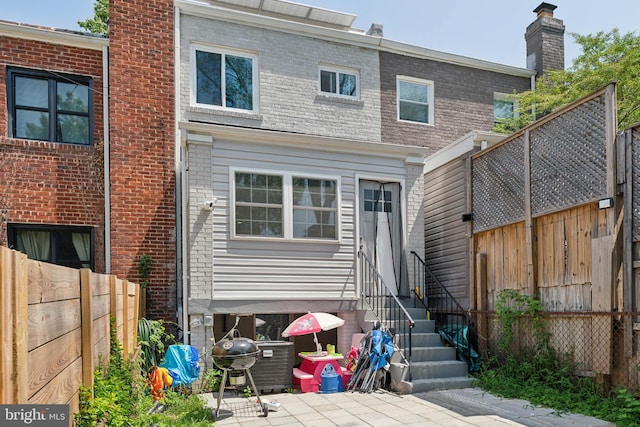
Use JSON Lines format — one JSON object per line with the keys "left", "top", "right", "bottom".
{"left": 474, "top": 310, "right": 640, "bottom": 393}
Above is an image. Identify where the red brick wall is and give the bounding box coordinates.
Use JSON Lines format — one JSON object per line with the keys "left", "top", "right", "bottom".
{"left": 108, "top": 0, "right": 177, "bottom": 322}
{"left": 0, "top": 35, "right": 106, "bottom": 272}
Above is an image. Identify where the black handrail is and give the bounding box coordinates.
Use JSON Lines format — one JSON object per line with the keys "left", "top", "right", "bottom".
{"left": 358, "top": 250, "right": 414, "bottom": 380}
{"left": 411, "top": 251, "right": 477, "bottom": 372}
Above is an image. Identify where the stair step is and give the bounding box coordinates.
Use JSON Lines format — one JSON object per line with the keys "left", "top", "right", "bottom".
{"left": 409, "top": 345, "right": 457, "bottom": 361}
{"left": 397, "top": 332, "right": 443, "bottom": 347}
{"left": 409, "top": 360, "right": 469, "bottom": 379}
{"left": 404, "top": 376, "right": 474, "bottom": 393}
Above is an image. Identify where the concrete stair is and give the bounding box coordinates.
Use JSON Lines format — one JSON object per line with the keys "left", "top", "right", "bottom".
{"left": 356, "top": 302, "right": 473, "bottom": 394}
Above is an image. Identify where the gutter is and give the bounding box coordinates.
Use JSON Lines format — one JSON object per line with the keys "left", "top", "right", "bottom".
{"left": 175, "top": 7, "right": 189, "bottom": 345}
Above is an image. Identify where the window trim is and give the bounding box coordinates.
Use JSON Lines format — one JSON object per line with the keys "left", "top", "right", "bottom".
{"left": 7, "top": 67, "right": 94, "bottom": 145}
{"left": 230, "top": 168, "right": 341, "bottom": 242}
{"left": 190, "top": 44, "right": 259, "bottom": 113}
{"left": 318, "top": 65, "right": 360, "bottom": 99}
{"left": 396, "top": 75, "right": 434, "bottom": 126}
{"left": 7, "top": 223, "right": 95, "bottom": 270}
{"left": 493, "top": 92, "right": 519, "bottom": 124}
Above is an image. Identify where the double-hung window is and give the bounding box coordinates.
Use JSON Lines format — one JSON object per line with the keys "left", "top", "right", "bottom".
{"left": 233, "top": 171, "right": 339, "bottom": 241}
{"left": 7, "top": 68, "right": 93, "bottom": 144}
{"left": 397, "top": 76, "right": 434, "bottom": 125}
{"left": 192, "top": 45, "right": 257, "bottom": 111}
{"left": 8, "top": 224, "right": 94, "bottom": 269}
{"left": 319, "top": 66, "right": 358, "bottom": 98}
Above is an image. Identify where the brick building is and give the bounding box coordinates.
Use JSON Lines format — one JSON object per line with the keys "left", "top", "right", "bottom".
{"left": 0, "top": 21, "right": 108, "bottom": 272}
{"left": 108, "top": 0, "right": 177, "bottom": 323}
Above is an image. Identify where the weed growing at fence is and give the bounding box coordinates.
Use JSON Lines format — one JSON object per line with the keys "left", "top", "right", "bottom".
{"left": 474, "top": 290, "right": 640, "bottom": 427}
{"left": 76, "top": 318, "right": 211, "bottom": 426}
{"left": 138, "top": 318, "right": 175, "bottom": 376}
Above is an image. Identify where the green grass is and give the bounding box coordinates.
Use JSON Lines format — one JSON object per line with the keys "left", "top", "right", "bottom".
{"left": 474, "top": 354, "right": 640, "bottom": 427}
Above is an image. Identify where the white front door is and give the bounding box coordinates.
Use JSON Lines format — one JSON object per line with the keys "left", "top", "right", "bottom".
{"left": 359, "top": 180, "right": 403, "bottom": 296}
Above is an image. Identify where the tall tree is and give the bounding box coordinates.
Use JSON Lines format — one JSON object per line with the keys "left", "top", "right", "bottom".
{"left": 495, "top": 29, "right": 640, "bottom": 133}
{"left": 78, "top": 0, "right": 109, "bottom": 36}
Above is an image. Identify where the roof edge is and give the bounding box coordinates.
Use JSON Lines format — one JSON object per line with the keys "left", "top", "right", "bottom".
{"left": 0, "top": 20, "right": 108, "bottom": 50}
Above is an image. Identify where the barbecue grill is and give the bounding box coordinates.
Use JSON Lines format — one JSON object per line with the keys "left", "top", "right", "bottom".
{"left": 210, "top": 320, "right": 268, "bottom": 420}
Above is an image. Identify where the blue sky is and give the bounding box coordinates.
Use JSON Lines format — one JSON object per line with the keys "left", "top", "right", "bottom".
{"left": 2, "top": 0, "right": 638, "bottom": 69}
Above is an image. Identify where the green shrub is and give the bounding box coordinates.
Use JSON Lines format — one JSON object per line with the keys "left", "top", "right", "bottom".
{"left": 76, "top": 318, "right": 210, "bottom": 426}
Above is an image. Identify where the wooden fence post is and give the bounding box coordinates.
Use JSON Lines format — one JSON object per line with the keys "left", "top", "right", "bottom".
{"left": 0, "top": 247, "right": 28, "bottom": 404}
{"left": 13, "top": 250, "right": 28, "bottom": 404}
{"left": 80, "top": 268, "right": 94, "bottom": 395}
{"left": 0, "top": 246, "right": 12, "bottom": 404}
{"left": 476, "top": 253, "right": 488, "bottom": 355}
{"left": 524, "top": 129, "right": 538, "bottom": 296}
{"left": 133, "top": 282, "right": 140, "bottom": 355}
{"left": 122, "top": 280, "right": 129, "bottom": 356}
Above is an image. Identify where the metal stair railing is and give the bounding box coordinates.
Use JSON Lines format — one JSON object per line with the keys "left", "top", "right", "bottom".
{"left": 411, "top": 251, "right": 476, "bottom": 372}
{"left": 358, "top": 250, "right": 415, "bottom": 380}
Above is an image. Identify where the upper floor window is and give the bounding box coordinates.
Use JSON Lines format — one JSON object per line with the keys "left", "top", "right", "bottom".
{"left": 494, "top": 92, "right": 518, "bottom": 124}
{"left": 233, "top": 170, "right": 339, "bottom": 241}
{"left": 8, "top": 224, "right": 94, "bottom": 270}
{"left": 192, "top": 45, "right": 257, "bottom": 111}
{"left": 319, "top": 66, "right": 358, "bottom": 98}
{"left": 7, "top": 68, "right": 93, "bottom": 144}
{"left": 397, "top": 76, "right": 434, "bottom": 125}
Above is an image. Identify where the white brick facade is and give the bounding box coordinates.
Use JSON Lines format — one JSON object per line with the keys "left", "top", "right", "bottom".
{"left": 179, "top": 14, "right": 381, "bottom": 142}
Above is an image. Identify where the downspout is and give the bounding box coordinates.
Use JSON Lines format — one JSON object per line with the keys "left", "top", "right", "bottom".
{"left": 174, "top": 7, "right": 189, "bottom": 344}
{"left": 103, "top": 45, "right": 111, "bottom": 273}
{"left": 530, "top": 74, "right": 536, "bottom": 120}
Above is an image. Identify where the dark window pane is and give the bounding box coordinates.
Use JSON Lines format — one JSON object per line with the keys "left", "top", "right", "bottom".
{"left": 16, "top": 110, "right": 49, "bottom": 140}
{"left": 252, "top": 206, "right": 266, "bottom": 221}
{"left": 15, "top": 77, "right": 48, "bottom": 108}
{"left": 339, "top": 73, "right": 356, "bottom": 96}
{"left": 236, "top": 188, "right": 251, "bottom": 203}
{"left": 253, "top": 189, "right": 267, "bottom": 204}
{"left": 320, "top": 70, "right": 336, "bottom": 93}
{"left": 399, "top": 101, "right": 428, "bottom": 123}
{"left": 225, "top": 55, "right": 253, "bottom": 110}
{"left": 364, "top": 201, "right": 373, "bottom": 212}
{"left": 57, "top": 114, "right": 89, "bottom": 144}
{"left": 12, "top": 227, "right": 92, "bottom": 269}
{"left": 57, "top": 82, "right": 88, "bottom": 113}
{"left": 196, "top": 50, "right": 222, "bottom": 106}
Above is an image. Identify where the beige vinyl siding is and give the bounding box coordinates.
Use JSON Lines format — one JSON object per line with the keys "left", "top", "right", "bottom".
{"left": 424, "top": 157, "right": 470, "bottom": 308}
{"left": 190, "top": 138, "right": 407, "bottom": 302}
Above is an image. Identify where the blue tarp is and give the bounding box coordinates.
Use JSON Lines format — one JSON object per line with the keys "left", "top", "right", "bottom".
{"left": 159, "top": 345, "right": 200, "bottom": 386}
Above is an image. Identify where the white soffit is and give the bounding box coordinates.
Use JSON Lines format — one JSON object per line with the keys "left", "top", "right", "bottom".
{"left": 211, "top": 0, "right": 355, "bottom": 28}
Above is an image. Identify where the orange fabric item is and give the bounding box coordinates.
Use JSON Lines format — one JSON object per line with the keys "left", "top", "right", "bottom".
{"left": 148, "top": 366, "right": 173, "bottom": 400}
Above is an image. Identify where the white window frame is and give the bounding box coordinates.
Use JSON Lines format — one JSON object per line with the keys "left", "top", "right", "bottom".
{"left": 230, "top": 168, "right": 341, "bottom": 242}
{"left": 190, "top": 44, "right": 259, "bottom": 112}
{"left": 493, "top": 92, "right": 519, "bottom": 124}
{"left": 318, "top": 65, "right": 359, "bottom": 99}
{"left": 396, "top": 76, "right": 434, "bottom": 125}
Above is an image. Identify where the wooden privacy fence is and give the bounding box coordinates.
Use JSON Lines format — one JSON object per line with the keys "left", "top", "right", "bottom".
{"left": 0, "top": 246, "right": 140, "bottom": 416}
{"left": 469, "top": 84, "right": 640, "bottom": 390}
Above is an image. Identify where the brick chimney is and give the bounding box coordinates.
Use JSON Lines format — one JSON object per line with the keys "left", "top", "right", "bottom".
{"left": 525, "top": 2, "right": 565, "bottom": 77}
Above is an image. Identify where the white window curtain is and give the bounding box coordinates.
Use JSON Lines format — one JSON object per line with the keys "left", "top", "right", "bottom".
{"left": 72, "top": 232, "right": 91, "bottom": 267}
{"left": 17, "top": 231, "right": 50, "bottom": 261}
